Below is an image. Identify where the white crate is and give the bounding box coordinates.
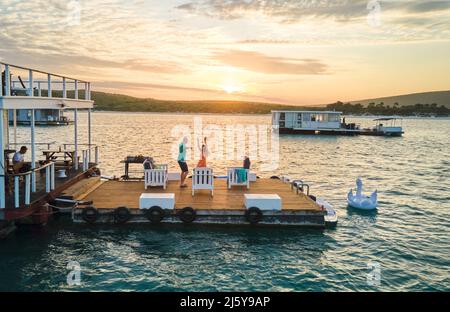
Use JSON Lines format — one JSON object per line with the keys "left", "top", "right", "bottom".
{"left": 139, "top": 193, "right": 175, "bottom": 210}
{"left": 168, "top": 172, "right": 181, "bottom": 181}
{"left": 244, "top": 194, "right": 282, "bottom": 211}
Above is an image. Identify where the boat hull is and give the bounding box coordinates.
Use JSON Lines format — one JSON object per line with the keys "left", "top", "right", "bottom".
{"left": 278, "top": 127, "right": 403, "bottom": 137}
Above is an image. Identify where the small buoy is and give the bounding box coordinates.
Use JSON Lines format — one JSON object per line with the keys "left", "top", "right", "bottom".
{"left": 81, "top": 206, "right": 99, "bottom": 224}
{"left": 145, "top": 206, "right": 165, "bottom": 224}
{"left": 57, "top": 169, "right": 67, "bottom": 179}
{"left": 178, "top": 207, "right": 196, "bottom": 224}
{"left": 245, "top": 207, "right": 263, "bottom": 224}
{"left": 114, "top": 206, "right": 132, "bottom": 224}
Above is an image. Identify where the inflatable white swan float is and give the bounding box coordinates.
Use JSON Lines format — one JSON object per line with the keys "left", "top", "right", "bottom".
{"left": 347, "top": 178, "right": 378, "bottom": 210}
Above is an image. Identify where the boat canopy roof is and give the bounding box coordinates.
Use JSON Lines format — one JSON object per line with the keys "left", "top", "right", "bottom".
{"left": 373, "top": 117, "right": 403, "bottom": 121}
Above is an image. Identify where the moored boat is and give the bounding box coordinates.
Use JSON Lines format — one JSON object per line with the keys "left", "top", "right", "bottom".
{"left": 272, "top": 110, "right": 404, "bottom": 136}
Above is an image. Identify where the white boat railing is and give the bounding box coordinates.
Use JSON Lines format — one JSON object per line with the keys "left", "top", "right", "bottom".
{"left": 290, "top": 180, "right": 310, "bottom": 196}
{"left": 62, "top": 143, "right": 99, "bottom": 167}
{"left": 0, "top": 62, "right": 91, "bottom": 100}
{"left": 3, "top": 161, "right": 55, "bottom": 209}
{"left": 8, "top": 142, "right": 57, "bottom": 150}
{"left": 82, "top": 145, "right": 99, "bottom": 171}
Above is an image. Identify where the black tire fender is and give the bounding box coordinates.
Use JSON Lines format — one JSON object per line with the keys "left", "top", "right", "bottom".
{"left": 81, "top": 206, "right": 99, "bottom": 224}
{"left": 245, "top": 207, "right": 263, "bottom": 224}
{"left": 145, "top": 206, "right": 165, "bottom": 224}
{"left": 178, "top": 207, "right": 196, "bottom": 224}
{"left": 114, "top": 206, "right": 132, "bottom": 224}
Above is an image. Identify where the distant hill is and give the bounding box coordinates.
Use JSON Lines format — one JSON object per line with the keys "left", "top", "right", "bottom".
{"left": 347, "top": 90, "right": 450, "bottom": 108}
{"left": 88, "top": 90, "right": 450, "bottom": 115}
{"left": 91, "top": 91, "right": 313, "bottom": 114}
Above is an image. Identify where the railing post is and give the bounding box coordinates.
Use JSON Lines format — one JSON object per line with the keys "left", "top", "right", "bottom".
{"left": 95, "top": 145, "right": 99, "bottom": 165}
{"left": 88, "top": 108, "right": 92, "bottom": 161}
{"left": 62, "top": 77, "right": 67, "bottom": 98}
{"left": 25, "top": 174, "right": 31, "bottom": 206}
{"left": 13, "top": 109, "right": 17, "bottom": 146}
{"left": 0, "top": 63, "right": 3, "bottom": 96}
{"left": 5, "top": 65, "right": 11, "bottom": 96}
{"left": 83, "top": 150, "right": 88, "bottom": 171}
{"left": 85, "top": 82, "right": 89, "bottom": 100}
{"left": 74, "top": 80, "right": 78, "bottom": 99}
{"left": 31, "top": 109, "right": 36, "bottom": 192}
{"left": 14, "top": 176, "right": 20, "bottom": 208}
{"left": 0, "top": 109, "right": 4, "bottom": 209}
{"left": 38, "top": 81, "right": 42, "bottom": 97}
{"left": 51, "top": 163, "right": 55, "bottom": 190}
{"left": 46, "top": 165, "right": 50, "bottom": 193}
{"left": 74, "top": 108, "right": 78, "bottom": 170}
{"left": 47, "top": 74, "right": 52, "bottom": 97}
{"left": 28, "top": 69, "right": 33, "bottom": 96}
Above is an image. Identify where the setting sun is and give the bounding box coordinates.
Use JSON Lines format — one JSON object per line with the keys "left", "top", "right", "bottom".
{"left": 221, "top": 82, "right": 244, "bottom": 94}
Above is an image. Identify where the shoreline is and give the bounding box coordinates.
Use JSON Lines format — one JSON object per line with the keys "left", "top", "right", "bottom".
{"left": 90, "top": 110, "right": 450, "bottom": 118}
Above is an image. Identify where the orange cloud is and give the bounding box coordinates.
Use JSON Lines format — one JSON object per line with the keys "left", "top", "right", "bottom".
{"left": 213, "top": 50, "right": 328, "bottom": 75}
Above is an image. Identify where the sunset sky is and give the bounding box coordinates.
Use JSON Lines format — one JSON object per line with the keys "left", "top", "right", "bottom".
{"left": 1, "top": 0, "right": 450, "bottom": 105}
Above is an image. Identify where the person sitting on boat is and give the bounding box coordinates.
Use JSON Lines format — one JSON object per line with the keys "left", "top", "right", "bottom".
{"left": 196, "top": 136, "right": 209, "bottom": 168}
{"left": 12, "top": 146, "right": 31, "bottom": 173}
{"left": 178, "top": 137, "right": 189, "bottom": 188}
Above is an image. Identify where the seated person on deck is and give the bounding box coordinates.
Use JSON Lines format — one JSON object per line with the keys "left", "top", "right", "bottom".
{"left": 12, "top": 146, "right": 31, "bottom": 173}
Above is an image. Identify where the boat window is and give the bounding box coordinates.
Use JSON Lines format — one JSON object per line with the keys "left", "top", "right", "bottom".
{"left": 302, "top": 113, "right": 310, "bottom": 122}
{"left": 311, "top": 115, "right": 316, "bottom": 122}
{"left": 318, "top": 114, "right": 328, "bottom": 122}
{"left": 297, "top": 113, "right": 302, "bottom": 120}
{"left": 329, "top": 114, "right": 340, "bottom": 122}
{"left": 279, "top": 112, "right": 285, "bottom": 120}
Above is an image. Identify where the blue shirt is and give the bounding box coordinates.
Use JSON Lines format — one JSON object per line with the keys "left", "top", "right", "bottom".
{"left": 178, "top": 143, "right": 186, "bottom": 162}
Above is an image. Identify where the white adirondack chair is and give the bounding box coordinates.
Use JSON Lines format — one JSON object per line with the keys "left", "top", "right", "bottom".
{"left": 192, "top": 167, "right": 214, "bottom": 196}
{"left": 145, "top": 164, "right": 168, "bottom": 190}
{"left": 227, "top": 167, "right": 250, "bottom": 189}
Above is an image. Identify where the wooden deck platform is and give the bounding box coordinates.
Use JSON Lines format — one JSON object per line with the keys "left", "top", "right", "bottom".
{"left": 78, "top": 178, "right": 322, "bottom": 212}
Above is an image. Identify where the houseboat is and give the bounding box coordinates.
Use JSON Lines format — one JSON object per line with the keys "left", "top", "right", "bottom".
{"left": 8, "top": 109, "right": 72, "bottom": 126}
{"left": 271, "top": 111, "right": 404, "bottom": 136}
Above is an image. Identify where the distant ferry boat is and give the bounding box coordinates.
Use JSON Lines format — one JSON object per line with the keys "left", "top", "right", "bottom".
{"left": 271, "top": 110, "right": 404, "bottom": 136}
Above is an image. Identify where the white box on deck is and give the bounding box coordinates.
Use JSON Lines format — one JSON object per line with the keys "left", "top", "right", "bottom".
{"left": 168, "top": 172, "right": 181, "bottom": 181}
{"left": 244, "top": 194, "right": 282, "bottom": 211}
{"left": 249, "top": 173, "right": 257, "bottom": 182}
{"left": 139, "top": 193, "right": 175, "bottom": 210}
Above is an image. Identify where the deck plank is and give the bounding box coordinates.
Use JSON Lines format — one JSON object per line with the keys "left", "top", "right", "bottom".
{"left": 81, "top": 178, "right": 322, "bottom": 212}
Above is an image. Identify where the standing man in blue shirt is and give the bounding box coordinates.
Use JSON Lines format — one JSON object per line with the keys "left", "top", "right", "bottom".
{"left": 178, "top": 137, "right": 189, "bottom": 188}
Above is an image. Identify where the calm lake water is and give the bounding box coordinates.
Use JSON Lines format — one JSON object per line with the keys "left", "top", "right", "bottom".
{"left": 1, "top": 112, "right": 449, "bottom": 291}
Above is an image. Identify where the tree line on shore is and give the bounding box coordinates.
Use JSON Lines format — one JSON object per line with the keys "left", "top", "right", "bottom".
{"left": 327, "top": 101, "right": 450, "bottom": 116}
